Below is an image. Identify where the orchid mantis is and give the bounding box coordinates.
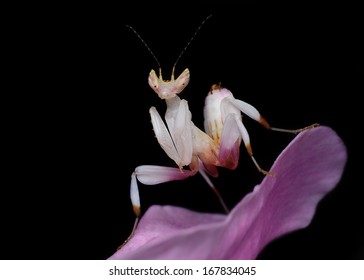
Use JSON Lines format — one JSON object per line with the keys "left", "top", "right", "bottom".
{"left": 121, "top": 17, "right": 319, "bottom": 248}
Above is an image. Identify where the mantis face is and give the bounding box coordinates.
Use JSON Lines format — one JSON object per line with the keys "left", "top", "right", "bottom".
{"left": 148, "top": 68, "right": 190, "bottom": 99}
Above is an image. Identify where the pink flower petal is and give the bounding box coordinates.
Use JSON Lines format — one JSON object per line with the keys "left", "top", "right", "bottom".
{"left": 109, "top": 126, "right": 347, "bottom": 259}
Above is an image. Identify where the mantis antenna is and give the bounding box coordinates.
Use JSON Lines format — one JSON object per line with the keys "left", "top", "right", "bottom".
{"left": 171, "top": 14, "right": 212, "bottom": 79}
{"left": 126, "top": 24, "right": 162, "bottom": 77}
{"left": 126, "top": 14, "right": 213, "bottom": 79}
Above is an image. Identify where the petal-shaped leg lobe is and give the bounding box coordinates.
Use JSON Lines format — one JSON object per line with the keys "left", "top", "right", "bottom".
{"left": 135, "top": 165, "right": 195, "bottom": 185}
{"left": 218, "top": 114, "right": 241, "bottom": 169}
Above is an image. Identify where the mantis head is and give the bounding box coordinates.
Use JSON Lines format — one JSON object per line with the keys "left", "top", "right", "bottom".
{"left": 148, "top": 68, "right": 190, "bottom": 99}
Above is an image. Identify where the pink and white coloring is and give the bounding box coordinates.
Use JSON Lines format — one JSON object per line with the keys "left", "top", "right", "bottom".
{"left": 122, "top": 17, "right": 318, "bottom": 248}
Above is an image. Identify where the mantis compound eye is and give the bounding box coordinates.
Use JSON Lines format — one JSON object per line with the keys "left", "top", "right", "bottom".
{"left": 148, "top": 69, "right": 159, "bottom": 92}
{"left": 174, "top": 68, "right": 190, "bottom": 93}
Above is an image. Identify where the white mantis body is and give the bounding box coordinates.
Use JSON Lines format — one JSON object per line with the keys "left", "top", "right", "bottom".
{"left": 122, "top": 18, "right": 319, "bottom": 248}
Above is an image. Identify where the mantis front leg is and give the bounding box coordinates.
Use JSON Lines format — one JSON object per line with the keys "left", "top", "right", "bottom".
{"left": 150, "top": 97, "right": 193, "bottom": 169}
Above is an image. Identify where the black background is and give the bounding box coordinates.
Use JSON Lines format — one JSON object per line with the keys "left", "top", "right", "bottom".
{"left": 3, "top": 1, "right": 363, "bottom": 260}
